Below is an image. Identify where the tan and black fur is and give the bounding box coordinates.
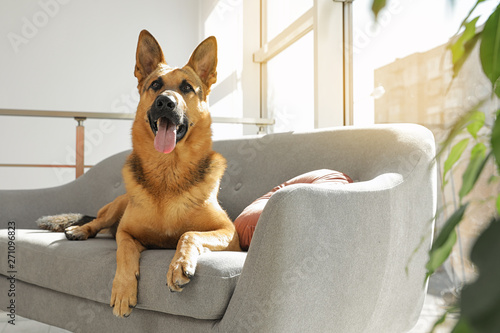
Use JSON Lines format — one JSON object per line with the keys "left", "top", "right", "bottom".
{"left": 43, "top": 30, "right": 240, "bottom": 318}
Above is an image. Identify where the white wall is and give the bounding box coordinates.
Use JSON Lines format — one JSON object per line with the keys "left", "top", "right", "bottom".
{"left": 0, "top": 0, "right": 200, "bottom": 189}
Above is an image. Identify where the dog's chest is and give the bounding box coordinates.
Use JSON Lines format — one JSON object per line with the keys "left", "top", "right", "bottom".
{"left": 123, "top": 199, "right": 193, "bottom": 248}
{"left": 135, "top": 228, "right": 180, "bottom": 249}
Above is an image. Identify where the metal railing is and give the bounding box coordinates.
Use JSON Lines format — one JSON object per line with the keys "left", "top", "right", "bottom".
{"left": 0, "top": 108, "right": 274, "bottom": 178}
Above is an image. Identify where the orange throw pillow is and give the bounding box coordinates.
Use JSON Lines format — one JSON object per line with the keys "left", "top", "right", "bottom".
{"left": 234, "top": 169, "right": 353, "bottom": 250}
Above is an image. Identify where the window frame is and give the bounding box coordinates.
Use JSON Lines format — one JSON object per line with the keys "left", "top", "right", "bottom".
{"left": 252, "top": 0, "right": 353, "bottom": 129}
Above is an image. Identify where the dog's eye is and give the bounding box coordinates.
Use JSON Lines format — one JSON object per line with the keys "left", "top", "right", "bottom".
{"left": 180, "top": 81, "right": 194, "bottom": 94}
{"left": 150, "top": 79, "right": 163, "bottom": 91}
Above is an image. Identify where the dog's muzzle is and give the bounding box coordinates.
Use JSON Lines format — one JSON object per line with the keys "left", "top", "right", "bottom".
{"left": 148, "top": 94, "right": 189, "bottom": 154}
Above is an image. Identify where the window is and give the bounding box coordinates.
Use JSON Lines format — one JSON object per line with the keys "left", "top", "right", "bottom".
{"left": 261, "top": 0, "right": 349, "bottom": 131}
{"left": 201, "top": 0, "right": 349, "bottom": 134}
{"left": 266, "top": 0, "right": 313, "bottom": 41}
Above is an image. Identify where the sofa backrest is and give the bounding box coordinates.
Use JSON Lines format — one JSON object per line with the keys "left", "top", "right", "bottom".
{"left": 69, "top": 123, "right": 434, "bottom": 221}
{"left": 214, "top": 124, "right": 435, "bottom": 220}
{"left": 0, "top": 124, "right": 434, "bottom": 229}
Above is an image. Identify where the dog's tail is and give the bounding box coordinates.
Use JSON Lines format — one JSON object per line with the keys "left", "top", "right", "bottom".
{"left": 36, "top": 214, "right": 95, "bottom": 232}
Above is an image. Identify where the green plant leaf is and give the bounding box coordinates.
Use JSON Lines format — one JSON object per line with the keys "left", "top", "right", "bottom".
{"left": 480, "top": 5, "right": 500, "bottom": 91}
{"left": 459, "top": 217, "right": 500, "bottom": 332}
{"left": 452, "top": 31, "right": 482, "bottom": 79}
{"left": 430, "top": 310, "right": 449, "bottom": 333}
{"left": 496, "top": 194, "right": 500, "bottom": 216}
{"left": 492, "top": 110, "right": 500, "bottom": 170}
{"left": 456, "top": 0, "right": 486, "bottom": 36}
{"left": 451, "top": 16, "right": 480, "bottom": 65}
{"left": 426, "top": 228, "right": 457, "bottom": 282}
{"left": 451, "top": 317, "right": 474, "bottom": 333}
{"left": 459, "top": 143, "right": 489, "bottom": 200}
{"left": 451, "top": 17, "right": 479, "bottom": 63}
{"left": 438, "top": 107, "right": 485, "bottom": 159}
{"left": 431, "top": 306, "right": 461, "bottom": 333}
{"left": 431, "top": 204, "right": 468, "bottom": 252}
{"left": 444, "top": 138, "right": 470, "bottom": 185}
{"left": 466, "top": 110, "right": 486, "bottom": 139}
{"left": 426, "top": 204, "right": 468, "bottom": 280}
{"left": 371, "top": 0, "right": 386, "bottom": 19}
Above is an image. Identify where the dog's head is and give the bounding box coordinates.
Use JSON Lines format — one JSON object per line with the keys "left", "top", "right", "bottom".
{"left": 133, "top": 30, "right": 217, "bottom": 154}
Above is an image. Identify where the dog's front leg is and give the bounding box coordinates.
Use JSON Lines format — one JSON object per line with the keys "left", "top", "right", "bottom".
{"left": 66, "top": 194, "right": 128, "bottom": 240}
{"left": 110, "top": 229, "right": 145, "bottom": 317}
{"left": 167, "top": 229, "right": 240, "bottom": 292}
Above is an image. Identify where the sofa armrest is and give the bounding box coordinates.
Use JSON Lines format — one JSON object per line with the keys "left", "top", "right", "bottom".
{"left": 0, "top": 184, "right": 84, "bottom": 229}
{"left": 219, "top": 170, "right": 435, "bottom": 333}
{"left": 0, "top": 151, "right": 128, "bottom": 229}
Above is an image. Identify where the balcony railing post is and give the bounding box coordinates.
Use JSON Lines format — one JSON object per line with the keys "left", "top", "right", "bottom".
{"left": 75, "top": 117, "right": 86, "bottom": 178}
{"left": 257, "top": 124, "right": 267, "bottom": 134}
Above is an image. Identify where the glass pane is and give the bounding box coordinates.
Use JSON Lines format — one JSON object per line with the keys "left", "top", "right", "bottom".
{"left": 353, "top": 0, "right": 496, "bottom": 125}
{"left": 266, "top": 0, "right": 312, "bottom": 41}
{"left": 353, "top": 0, "right": 500, "bottom": 297}
{"left": 267, "top": 31, "right": 314, "bottom": 133}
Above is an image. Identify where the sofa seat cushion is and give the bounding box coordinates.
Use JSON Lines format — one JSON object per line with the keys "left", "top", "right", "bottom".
{"left": 0, "top": 229, "right": 246, "bottom": 320}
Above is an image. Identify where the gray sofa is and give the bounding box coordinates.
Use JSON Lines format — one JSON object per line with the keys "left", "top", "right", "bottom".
{"left": 0, "top": 124, "right": 436, "bottom": 333}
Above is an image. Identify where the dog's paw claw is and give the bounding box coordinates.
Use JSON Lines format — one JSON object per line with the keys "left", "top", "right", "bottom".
{"left": 167, "top": 261, "right": 194, "bottom": 292}
{"left": 110, "top": 276, "right": 138, "bottom": 318}
{"left": 64, "top": 226, "right": 89, "bottom": 241}
{"left": 183, "top": 270, "right": 194, "bottom": 279}
{"left": 178, "top": 282, "right": 190, "bottom": 289}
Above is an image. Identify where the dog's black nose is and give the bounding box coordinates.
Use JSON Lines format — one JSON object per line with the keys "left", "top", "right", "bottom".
{"left": 155, "top": 95, "right": 177, "bottom": 111}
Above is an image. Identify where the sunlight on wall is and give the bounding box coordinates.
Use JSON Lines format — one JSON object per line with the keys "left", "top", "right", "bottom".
{"left": 267, "top": 31, "right": 314, "bottom": 133}
{"left": 201, "top": 0, "right": 245, "bottom": 139}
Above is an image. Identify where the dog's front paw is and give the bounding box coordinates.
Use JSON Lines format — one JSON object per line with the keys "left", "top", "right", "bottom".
{"left": 110, "top": 274, "right": 139, "bottom": 318}
{"left": 167, "top": 255, "right": 196, "bottom": 292}
{"left": 64, "top": 226, "right": 90, "bottom": 240}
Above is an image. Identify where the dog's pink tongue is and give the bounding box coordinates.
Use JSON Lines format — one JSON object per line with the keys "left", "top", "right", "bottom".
{"left": 154, "top": 118, "right": 176, "bottom": 154}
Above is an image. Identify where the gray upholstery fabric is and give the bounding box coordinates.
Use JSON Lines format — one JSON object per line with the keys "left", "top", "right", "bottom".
{"left": 0, "top": 124, "right": 436, "bottom": 332}
{"left": 0, "top": 230, "right": 245, "bottom": 320}
{"left": 0, "top": 150, "right": 129, "bottom": 229}
{"left": 0, "top": 279, "right": 217, "bottom": 333}
{"left": 214, "top": 124, "right": 434, "bottom": 221}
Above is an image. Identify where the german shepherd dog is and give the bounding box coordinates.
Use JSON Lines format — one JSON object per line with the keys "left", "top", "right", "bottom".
{"left": 39, "top": 30, "right": 241, "bottom": 317}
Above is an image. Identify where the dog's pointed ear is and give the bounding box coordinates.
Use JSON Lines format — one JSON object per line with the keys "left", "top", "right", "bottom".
{"left": 135, "top": 30, "right": 165, "bottom": 88}
{"left": 187, "top": 36, "right": 217, "bottom": 93}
